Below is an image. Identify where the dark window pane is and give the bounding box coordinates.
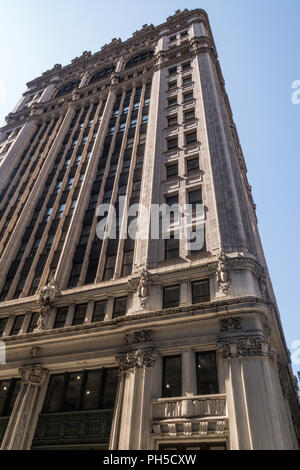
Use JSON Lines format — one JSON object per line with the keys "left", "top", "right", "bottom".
{"left": 188, "top": 189, "right": 202, "bottom": 210}
{"left": 196, "top": 352, "right": 219, "bottom": 395}
{"left": 187, "top": 157, "right": 199, "bottom": 173}
{"left": 43, "top": 375, "right": 65, "bottom": 413}
{"left": 53, "top": 307, "right": 68, "bottom": 329}
{"left": 72, "top": 304, "right": 87, "bottom": 326}
{"left": 62, "top": 373, "right": 83, "bottom": 412}
{"left": 102, "top": 368, "right": 119, "bottom": 409}
{"left": 27, "top": 312, "right": 39, "bottom": 333}
{"left": 82, "top": 370, "right": 102, "bottom": 410}
{"left": 163, "top": 285, "right": 180, "bottom": 309}
{"left": 192, "top": 280, "right": 210, "bottom": 303}
{"left": 3, "top": 379, "right": 21, "bottom": 417}
{"left": 10, "top": 315, "right": 25, "bottom": 336}
{"left": 167, "top": 163, "right": 178, "bottom": 178}
{"left": 162, "top": 356, "right": 182, "bottom": 397}
{"left": 184, "top": 109, "right": 195, "bottom": 121}
{"left": 168, "top": 115, "right": 177, "bottom": 127}
{"left": 0, "top": 318, "right": 8, "bottom": 336}
{"left": 92, "top": 301, "right": 107, "bottom": 323}
{"left": 121, "top": 251, "right": 134, "bottom": 277}
{"left": 113, "top": 297, "right": 127, "bottom": 318}
{"left": 185, "top": 132, "right": 197, "bottom": 145}
{"left": 165, "top": 236, "right": 179, "bottom": 260}
{"left": 0, "top": 380, "right": 11, "bottom": 416}
{"left": 167, "top": 137, "right": 178, "bottom": 150}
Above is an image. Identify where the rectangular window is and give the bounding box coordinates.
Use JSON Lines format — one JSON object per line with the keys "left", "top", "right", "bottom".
{"left": 187, "top": 156, "right": 200, "bottom": 173}
{"left": 113, "top": 297, "right": 127, "bottom": 319}
{"left": 168, "top": 81, "right": 177, "bottom": 91}
{"left": 168, "top": 97, "right": 177, "bottom": 108}
{"left": 168, "top": 66, "right": 177, "bottom": 76}
{"left": 92, "top": 301, "right": 107, "bottom": 323}
{"left": 169, "top": 35, "right": 177, "bottom": 42}
{"left": 181, "top": 30, "right": 188, "bottom": 38}
{"left": 196, "top": 351, "right": 219, "bottom": 395}
{"left": 166, "top": 162, "right": 178, "bottom": 178}
{"left": 27, "top": 312, "right": 39, "bottom": 333}
{"left": 192, "top": 280, "right": 210, "bottom": 303}
{"left": 53, "top": 307, "right": 68, "bottom": 329}
{"left": 57, "top": 204, "right": 66, "bottom": 219}
{"left": 163, "top": 285, "right": 180, "bottom": 309}
{"left": 162, "top": 356, "right": 182, "bottom": 398}
{"left": 0, "top": 318, "right": 8, "bottom": 336}
{"left": 188, "top": 189, "right": 202, "bottom": 215}
{"left": 72, "top": 304, "right": 87, "bottom": 326}
{"left": 167, "top": 137, "right": 178, "bottom": 150}
{"left": 184, "top": 109, "right": 195, "bottom": 122}
{"left": 0, "top": 379, "right": 21, "bottom": 417}
{"left": 182, "top": 61, "right": 191, "bottom": 71}
{"left": 185, "top": 131, "right": 197, "bottom": 146}
{"left": 182, "top": 75, "right": 192, "bottom": 86}
{"left": 122, "top": 251, "right": 134, "bottom": 277}
{"left": 10, "top": 315, "right": 25, "bottom": 336}
{"left": 183, "top": 92, "right": 193, "bottom": 103}
{"left": 165, "top": 234, "right": 179, "bottom": 260}
{"left": 168, "top": 115, "right": 177, "bottom": 127}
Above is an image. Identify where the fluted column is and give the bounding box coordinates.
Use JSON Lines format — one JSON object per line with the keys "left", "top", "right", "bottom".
{"left": 1, "top": 364, "right": 49, "bottom": 450}
{"left": 115, "top": 346, "right": 156, "bottom": 449}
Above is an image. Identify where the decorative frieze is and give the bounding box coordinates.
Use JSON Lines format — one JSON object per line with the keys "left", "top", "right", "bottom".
{"left": 125, "top": 330, "right": 153, "bottom": 345}
{"left": 19, "top": 364, "right": 49, "bottom": 387}
{"left": 219, "top": 317, "right": 243, "bottom": 333}
{"left": 116, "top": 348, "right": 156, "bottom": 374}
{"left": 217, "top": 335, "right": 278, "bottom": 364}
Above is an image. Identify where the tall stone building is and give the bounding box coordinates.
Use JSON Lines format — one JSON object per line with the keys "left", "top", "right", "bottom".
{"left": 0, "top": 9, "right": 299, "bottom": 450}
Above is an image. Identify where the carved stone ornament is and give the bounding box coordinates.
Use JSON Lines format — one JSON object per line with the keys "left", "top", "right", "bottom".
{"left": 30, "top": 102, "right": 43, "bottom": 117}
{"left": 34, "top": 278, "right": 60, "bottom": 332}
{"left": 72, "top": 88, "right": 80, "bottom": 101}
{"left": 31, "top": 345, "right": 42, "bottom": 358}
{"left": 220, "top": 318, "right": 243, "bottom": 333}
{"left": 116, "top": 348, "right": 156, "bottom": 374}
{"left": 19, "top": 364, "right": 49, "bottom": 387}
{"left": 217, "top": 252, "right": 231, "bottom": 294}
{"left": 217, "top": 335, "right": 278, "bottom": 364}
{"left": 125, "top": 330, "right": 153, "bottom": 345}
{"left": 138, "top": 267, "right": 151, "bottom": 308}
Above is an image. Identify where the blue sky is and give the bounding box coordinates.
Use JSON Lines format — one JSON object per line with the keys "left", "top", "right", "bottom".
{"left": 0, "top": 0, "right": 299, "bottom": 372}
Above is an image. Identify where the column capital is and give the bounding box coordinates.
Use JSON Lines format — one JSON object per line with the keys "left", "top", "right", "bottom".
{"left": 19, "top": 364, "right": 49, "bottom": 387}
{"left": 116, "top": 348, "right": 156, "bottom": 374}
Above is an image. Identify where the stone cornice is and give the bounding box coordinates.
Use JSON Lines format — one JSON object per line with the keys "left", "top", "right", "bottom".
{"left": 19, "top": 364, "right": 49, "bottom": 387}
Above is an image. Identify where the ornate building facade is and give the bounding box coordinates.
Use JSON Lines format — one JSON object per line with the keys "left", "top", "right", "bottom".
{"left": 0, "top": 9, "right": 299, "bottom": 450}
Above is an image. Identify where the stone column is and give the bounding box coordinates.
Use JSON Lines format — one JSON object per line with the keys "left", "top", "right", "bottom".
{"left": 115, "top": 346, "right": 156, "bottom": 449}
{"left": 218, "top": 335, "right": 298, "bottom": 450}
{"left": 1, "top": 364, "right": 49, "bottom": 450}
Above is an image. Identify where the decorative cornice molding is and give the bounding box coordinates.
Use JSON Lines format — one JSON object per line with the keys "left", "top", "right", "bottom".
{"left": 219, "top": 317, "right": 243, "bottom": 333}
{"left": 19, "top": 364, "right": 49, "bottom": 387}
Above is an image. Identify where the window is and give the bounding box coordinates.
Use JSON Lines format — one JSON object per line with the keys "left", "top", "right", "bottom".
{"left": 142, "top": 115, "right": 148, "bottom": 125}
{"left": 103, "top": 255, "right": 116, "bottom": 281}
{"left": 167, "top": 137, "right": 178, "bottom": 150}
{"left": 130, "top": 119, "right": 137, "bottom": 128}
{"left": 53, "top": 307, "right": 68, "bottom": 329}
{"left": 57, "top": 203, "right": 66, "bottom": 219}
{"left": 119, "top": 123, "right": 126, "bottom": 133}
{"left": 196, "top": 351, "right": 219, "bottom": 395}
{"left": 169, "top": 35, "right": 177, "bottom": 42}
{"left": 181, "top": 30, "right": 188, "bottom": 38}
{"left": 183, "top": 92, "right": 193, "bottom": 103}
{"left": 182, "top": 75, "right": 192, "bottom": 87}
{"left": 185, "top": 131, "right": 197, "bottom": 146}
{"left": 72, "top": 304, "right": 87, "bottom": 326}
{"left": 168, "top": 97, "right": 177, "bottom": 108}
{"left": 92, "top": 301, "right": 107, "bottom": 323}
{"left": 188, "top": 189, "right": 202, "bottom": 215}
{"left": 74, "top": 155, "right": 82, "bottom": 166}
{"left": 168, "top": 66, "right": 177, "bottom": 76}
{"left": 79, "top": 225, "right": 91, "bottom": 245}
{"left": 113, "top": 297, "right": 127, "bottom": 319}
{"left": 27, "top": 312, "right": 39, "bottom": 333}
{"left": 66, "top": 177, "right": 74, "bottom": 190}
{"left": 0, "top": 379, "right": 21, "bottom": 417}
{"left": 144, "top": 98, "right": 150, "bottom": 107}
{"left": 166, "top": 162, "right": 178, "bottom": 179}
{"left": 163, "top": 285, "right": 180, "bottom": 309}
{"left": 122, "top": 106, "right": 129, "bottom": 115}
{"left": 168, "top": 81, "right": 177, "bottom": 91}
{"left": 0, "top": 318, "right": 8, "bottom": 336}
{"left": 162, "top": 356, "right": 182, "bottom": 397}
{"left": 139, "top": 133, "right": 146, "bottom": 145}
{"left": 184, "top": 109, "right": 195, "bottom": 122}
{"left": 165, "top": 234, "right": 179, "bottom": 260}
{"left": 43, "top": 368, "right": 118, "bottom": 414}
{"left": 43, "top": 207, "right": 53, "bottom": 223}
{"left": 133, "top": 102, "right": 140, "bottom": 111}
{"left": 192, "top": 280, "right": 210, "bottom": 303}
{"left": 182, "top": 61, "right": 191, "bottom": 71}
{"left": 10, "top": 315, "right": 25, "bottom": 336}
{"left": 168, "top": 115, "right": 177, "bottom": 127}
{"left": 122, "top": 251, "right": 134, "bottom": 277}
{"left": 186, "top": 156, "right": 199, "bottom": 173}
{"left": 69, "top": 200, "right": 77, "bottom": 215}
{"left": 126, "top": 137, "right": 134, "bottom": 149}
